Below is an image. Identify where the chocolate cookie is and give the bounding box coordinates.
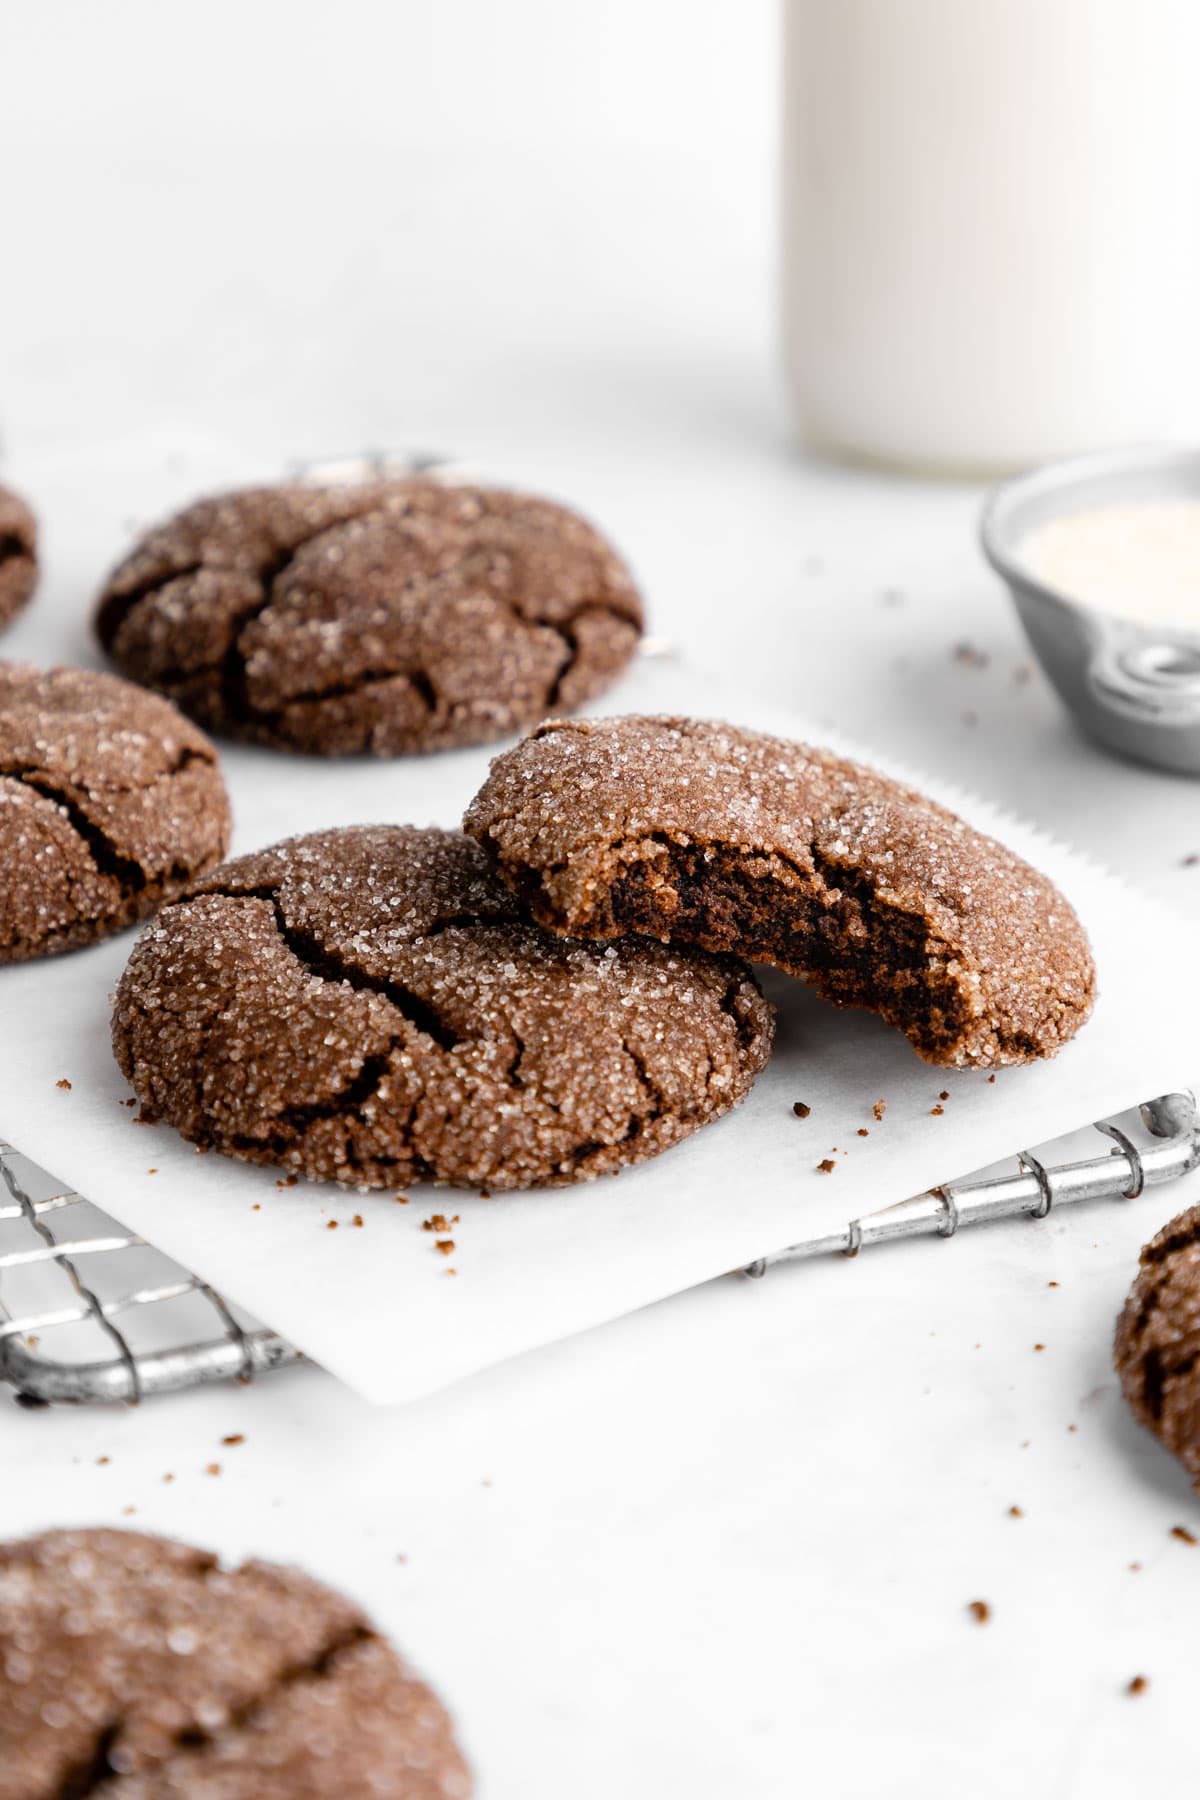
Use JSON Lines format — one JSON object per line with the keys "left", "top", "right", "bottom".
{"left": 0, "top": 484, "right": 37, "bottom": 631}
{"left": 0, "top": 1527, "right": 470, "bottom": 1800}
{"left": 95, "top": 480, "right": 643, "bottom": 754}
{"left": 113, "top": 825, "right": 771, "bottom": 1189}
{"left": 464, "top": 714, "right": 1096, "bottom": 1069}
{"left": 0, "top": 663, "right": 231, "bottom": 963}
{"left": 1115, "top": 1206, "right": 1200, "bottom": 1488}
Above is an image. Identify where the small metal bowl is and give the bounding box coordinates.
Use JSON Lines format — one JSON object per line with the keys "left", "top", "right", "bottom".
{"left": 981, "top": 446, "right": 1200, "bottom": 775}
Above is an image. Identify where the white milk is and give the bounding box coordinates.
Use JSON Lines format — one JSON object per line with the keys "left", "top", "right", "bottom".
{"left": 1022, "top": 500, "right": 1200, "bottom": 629}
{"left": 781, "top": 0, "right": 1200, "bottom": 474}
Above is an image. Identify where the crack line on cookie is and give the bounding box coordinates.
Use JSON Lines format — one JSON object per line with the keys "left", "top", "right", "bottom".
{"left": 95, "top": 558, "right": 205, "bottom": 644}
{"left": 0, "top": 765, "right": 150, "bottom": 893}
{"left": 167, "top": 1624, "right": 378, "bottom": 1760}
{"left": 172, "top": 885, "right": 461, "bottom": 1052}
{"left": 53, "top": 1721, "right": 121, "bottom": 1800}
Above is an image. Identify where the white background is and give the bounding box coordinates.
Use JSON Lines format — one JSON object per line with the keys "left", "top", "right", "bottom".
{"left": 4, "top": 5, "right": 1200, "bottom": 1795}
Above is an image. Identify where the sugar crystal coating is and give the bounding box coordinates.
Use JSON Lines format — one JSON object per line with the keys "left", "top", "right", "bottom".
{"left": 0, "top": 662, "right": 231, "bottom": 962}
{"left": 95, "top": 480, "right": 643, "bottom": 755}
{"left": 464, "top": 714, "right": 1096, "bottom": 1068}
{"left": 0, "top": 1527, "right": 470, "bottom": 1800}
{"left": 112, "top": 825, "right": 772, "bottom": 1189}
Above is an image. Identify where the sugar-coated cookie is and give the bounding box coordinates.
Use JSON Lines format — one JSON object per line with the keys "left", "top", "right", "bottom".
{"left": 96, "top": 481, "right": 643, "bottom": 754}
{"left": 1114, "top": 1206, "right": 1200, "bottom": 1489}
{"left": 0, "top": 1527, "right": 470, "bottom": 1800}
{"left": 113, "top": 825, "right": 772, "bottom": 1189}
{"left": 465, "top": 714, "right": 1096, "bottom": 1068}
{"left": 0, "top": 662, "right": 230, "bottom": 962}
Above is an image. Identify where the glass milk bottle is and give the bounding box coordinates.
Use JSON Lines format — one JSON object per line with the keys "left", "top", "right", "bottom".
{"left": 781, "top": 0, "right": 1200, "bottom": 475}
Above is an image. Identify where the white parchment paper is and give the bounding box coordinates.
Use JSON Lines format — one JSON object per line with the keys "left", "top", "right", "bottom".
{"left": 2, "top": 437, "right": 1196, "bottom": 1403}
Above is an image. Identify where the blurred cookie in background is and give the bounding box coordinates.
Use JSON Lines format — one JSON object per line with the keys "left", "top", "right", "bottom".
{"left": 95, "top": 479, "right": 644, "bottom": 754}
{"left": 0, "top": 1526, "right": 471, "bottom": 1800}
{"left": 0, "top": 484, "right": 38, "bottom": 631}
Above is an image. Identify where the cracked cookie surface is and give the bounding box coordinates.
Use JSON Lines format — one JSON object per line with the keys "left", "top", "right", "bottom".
{"left": 1115, "top": 1205, "right": 1200, "bottom": 1489}
{"left": 112, "top": 825, "right": 772, "bottom": 1189}
{"left": 0, "top": 662, "right": 231, "bottom": 963}
{"left": 0, "top": 1527, "right": 470, "bottom": 1800}
{"left": 464, "top": 714, "right": 1096, "bottom": 1069}
{"left": 0, "top": 484, "right": 38, "bottom": 631}
{"left": 95, "top": 480, "right": 643, "bottom": 754}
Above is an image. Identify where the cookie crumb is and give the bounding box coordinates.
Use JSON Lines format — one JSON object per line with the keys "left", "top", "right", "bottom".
{"left": 56, "top": 1078, "right": 71, "bottom": 1091}
{"left": 221, "top": 1434, "right": 245, "bottom": 1447}
{"left": 857, "top": 1127, "right": 869, "bottom": 1137}
{"left": 938, "top": 1090, "right": 949, "bottom": 1101}
{"left": 1048, "top": 1280, "right": 1059, "bottom": 1288}
{"left": 1129, "top": 1561, "right": 1142, "bottom": 1572}
{"left": 966, "top": 1600, "right": 991, "bottom": 1625}
{"left": 205, "top": 1463, "right": 221, "bottom": 1477}
{"left": 929, "top": 1104, "right": 944, "bottom": 1116}
{"left": 791, "top": 1101, "right": 812, "bottom": 1119}
{"left": 96, "top": 1456, "right": 110, "bottom": 1467}
{"left": 147, "top": 1168, "right": 157, "bottom": 1175}
{"left": 435, "top": 1238, "right": 456, "bottom": 1255}
{"left": 1034, "top": 1343, "right": 1045, "bottom": 1352}
{"left": 251, "top": 1203, "right": 261, "bottom": 1211}
{"left": 816, "top": 1158, "right": 836, "bottom": 1175}
{"left": 987, "top": 1074, "right": 996, "bottom": 1084}
{"left": 121, "top": 1506, "right": 137, "bottom": 1517}
{"left": 352, "top": 1214, "right": 364, "bottom": 1228}
{"left": 873, "top": 1100, "right": 887, "bottom": 1121}
{"left": 953, "top": 641, "right": 990, "bottom": 669}
{"left": 163, "top": 1473, "right": 175, "bottom": 1484}
{"left": 394, "top": 1193, "right": 410, "bottom": 1204}
{"left": 1127, "top": 1675, "right": 1149, "bottom": 1696}
{"left": 1170, "top": 1524, "right": 1197, "bottom": 1545}
{"left": 326, "top": 1219, "right": 338, "bottom": 1230}
{"left": 1008, "top": 1505, "right": 1023, "bottom": 1518}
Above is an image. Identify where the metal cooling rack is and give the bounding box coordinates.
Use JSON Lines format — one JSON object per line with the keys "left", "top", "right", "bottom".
{"left": 2, "top": 1093, "right": 1197, "bottom": 1405}
{"left": 0, "top": 1141, "right": 300, "bottom": 1404}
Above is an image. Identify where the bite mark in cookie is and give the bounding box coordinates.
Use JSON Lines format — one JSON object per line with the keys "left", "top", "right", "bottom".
{"left": 0, "top": 1527, "right": 470, "bottom": 1800}
{"left": 112, "top": 825, "right": 772, "bottom": 1189}
{"left": 95, "top": 481, "right": 643, "bottom": 754}
{"left": 0, "top": 662, "right": 230, "bottom": 962}
{"left": 464, "top": 714, "right": 1096, "bottom": 1069}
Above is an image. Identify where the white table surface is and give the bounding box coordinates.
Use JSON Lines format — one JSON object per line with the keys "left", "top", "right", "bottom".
{"left": 4, "top": 6, "right": 1200, "bottom": 1795}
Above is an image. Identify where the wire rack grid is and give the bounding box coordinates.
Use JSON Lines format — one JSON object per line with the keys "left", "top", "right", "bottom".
{"left": 2, "top": 1093, "right": 1198, "bottom": 1405}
